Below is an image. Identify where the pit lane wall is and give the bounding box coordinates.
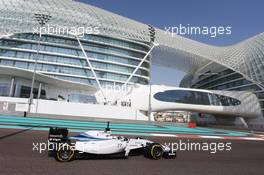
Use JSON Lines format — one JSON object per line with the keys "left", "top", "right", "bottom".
{"left": 0, "top": 97, "right": 149, "bottom": 121}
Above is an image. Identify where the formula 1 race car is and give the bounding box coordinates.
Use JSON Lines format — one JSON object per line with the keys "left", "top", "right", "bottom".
{"left": 48, "top": 122, "right": 176, "bottom": 162}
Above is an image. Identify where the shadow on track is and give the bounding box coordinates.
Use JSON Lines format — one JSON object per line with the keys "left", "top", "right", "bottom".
{"left": 0, "top": 125, "right": 39, "bottom": 140}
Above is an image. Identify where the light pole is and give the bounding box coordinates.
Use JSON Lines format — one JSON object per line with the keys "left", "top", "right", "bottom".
{"left": 27, "top": 13, "right": 52, "bottom": 115}
{"left": 148, "top": 25, "right": 156, "bottom": 121}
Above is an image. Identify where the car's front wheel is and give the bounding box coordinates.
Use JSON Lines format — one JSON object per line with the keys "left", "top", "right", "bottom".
{"left": 144, "top": 143, "right": 163, "bottom": 160}
{"left": 56, "top": 143, "right": 75, "bottom": 162}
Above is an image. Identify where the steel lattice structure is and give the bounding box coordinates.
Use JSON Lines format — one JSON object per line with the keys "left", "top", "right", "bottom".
{"left": 0, "top": 0, "right": 263, "bottom": 88}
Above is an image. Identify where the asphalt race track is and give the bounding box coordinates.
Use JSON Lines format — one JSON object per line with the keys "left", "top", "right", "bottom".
{"left": 0, "top": 128, "right": 264, "bottom": 175}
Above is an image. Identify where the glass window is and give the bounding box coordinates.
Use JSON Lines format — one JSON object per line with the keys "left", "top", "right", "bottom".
{"left": 0, "top": 60, "right": 14, "bottom": 66}
{"left": 14, "top": 61, "right": 28, "bottom": 69}
{"left": 0, "top": 83, "right": 10, "bottom": 96}
{"left": 154, "top": 90, "right": 241, "bottom": 106}
{"left": 69, "top": 94, "right": 97, "bottom": 104}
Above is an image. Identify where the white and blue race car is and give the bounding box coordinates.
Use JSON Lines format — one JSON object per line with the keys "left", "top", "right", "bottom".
{"left": 48, "top": 122, "right": 176, "bottom": 162}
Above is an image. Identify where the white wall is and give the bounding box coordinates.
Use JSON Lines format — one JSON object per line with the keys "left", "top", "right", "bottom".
{"left": 0, "top": 97, "right": 149, "bottom": 121}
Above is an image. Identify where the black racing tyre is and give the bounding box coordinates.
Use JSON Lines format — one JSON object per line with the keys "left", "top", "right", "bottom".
{"left": 144, "top": 143, "right": 163, "bottom": 160}
{"left": 56, "top": 143, "right": 75, "bottom": 162}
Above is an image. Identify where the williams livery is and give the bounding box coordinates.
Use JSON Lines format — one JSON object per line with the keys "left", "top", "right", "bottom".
{"left": 48, "top": 122, "right": 176, "bottom": 162}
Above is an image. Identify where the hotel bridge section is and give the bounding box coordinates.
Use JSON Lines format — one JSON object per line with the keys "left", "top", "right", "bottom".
{"left": 125, "top": 85, "right": 262, "bottom": 120}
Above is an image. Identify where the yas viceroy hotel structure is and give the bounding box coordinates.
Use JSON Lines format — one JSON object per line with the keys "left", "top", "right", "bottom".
{"left": 0, "top": 0, "right": 264, "bottom": 130}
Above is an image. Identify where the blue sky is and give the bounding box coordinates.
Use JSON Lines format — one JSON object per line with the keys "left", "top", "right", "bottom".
{"left": 78, "top": 0, "right": 264, "bottom": 86}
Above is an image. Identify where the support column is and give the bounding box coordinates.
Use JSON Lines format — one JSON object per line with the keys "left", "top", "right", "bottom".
{"left": 37, "top": 83, "right": 42, "bottom": 99}
{"left": 9, "top": 77, "right": 14, "bottom": 97}
{"left": 36, "top": 83, "right": 42, "bottom": 113}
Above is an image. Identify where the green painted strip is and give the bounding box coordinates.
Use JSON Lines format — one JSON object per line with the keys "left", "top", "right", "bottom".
{"left": 0, "top": 117, "right": 213, "bottom": 133}
{"left": 0, "top": 122, "right": 216, "bottom": 135}
{"left": 0, "top": 124, "right": 153, "bottom": 137}
{"left": 0, "top": 116, "right": 161, "bottom": 128}
{"left": 0, "top": 115, "right": 250, "bottom": 137}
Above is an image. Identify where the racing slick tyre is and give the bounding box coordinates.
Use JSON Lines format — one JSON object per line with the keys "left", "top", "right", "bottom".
{"left": 56, "top": 143, "right": 75, "bottom": 162}
{"left": 144, "top": 143, "right": 163, "bottom": 160}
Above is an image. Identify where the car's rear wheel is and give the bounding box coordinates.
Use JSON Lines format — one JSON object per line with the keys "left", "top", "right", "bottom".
{"left": 144, "top": 143, "right": 163, "bottom": 160}
{"left": 56, "top": 143, "right": 75, "bottom": 162}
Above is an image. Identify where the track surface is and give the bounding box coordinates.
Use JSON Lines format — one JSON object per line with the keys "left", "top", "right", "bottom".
{"left": 1, "top": 128, "right": 264, "bottom": 175}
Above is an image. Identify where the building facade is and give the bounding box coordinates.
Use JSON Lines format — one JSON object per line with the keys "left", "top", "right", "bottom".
{"left": 0, "top": 33, "right": 150, "bottom": 101}
{"left": 0, "top": 0, "right": 263, "bottom": 129}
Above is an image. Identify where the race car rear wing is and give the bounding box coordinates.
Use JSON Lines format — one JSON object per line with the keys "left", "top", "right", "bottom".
{"left": 48, "top": 127, "right": 69, "bottom": 154}
{"left": 49, "top": 127, "right": 68, "bottom": 140}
